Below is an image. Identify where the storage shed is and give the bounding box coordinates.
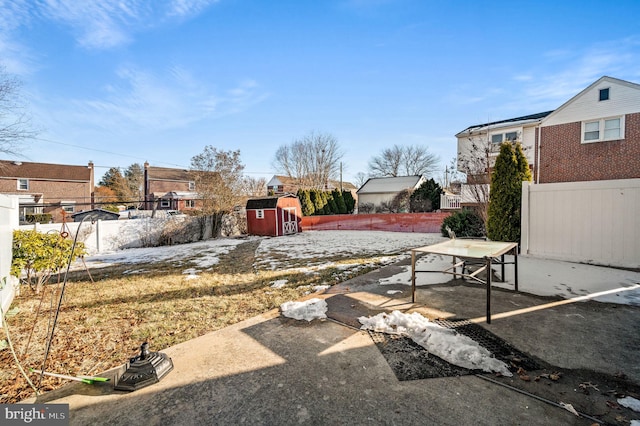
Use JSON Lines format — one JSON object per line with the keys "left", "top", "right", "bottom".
{"left": 246, "top": 195, "right": 302, "bottom": 237}
{"left": 71, "top": 209, "right": 120, "bottom": 222}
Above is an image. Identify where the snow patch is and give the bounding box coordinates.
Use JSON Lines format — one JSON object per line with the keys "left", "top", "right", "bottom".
{"left": 618, "top": 396, "right": 640, "bottom": 412}
{"left": 281, "top": 298, "right": 328, "bottom": 321}
{"left": 359, "top": 310, "right": 512, "bottom": 376}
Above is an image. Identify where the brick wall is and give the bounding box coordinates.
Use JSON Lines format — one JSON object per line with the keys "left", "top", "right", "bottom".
{"left": 539, "top": 112, "right": 640, "bottom": 183}
{"left": 0, "top": 178, "right": 92, "bottom": 204}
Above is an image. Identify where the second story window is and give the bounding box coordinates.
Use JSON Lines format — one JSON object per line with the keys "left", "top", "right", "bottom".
{"left": 582, "top": 116, "right": 624, "bottom": 143}
{"left": 189, "top": 181, "right": 195, "bottom": 191}
{"left": 18, "top": 179, "right": 29, "bottom": 190}
{"left": 599, "top": 88, "right": 610, "bottom": 101}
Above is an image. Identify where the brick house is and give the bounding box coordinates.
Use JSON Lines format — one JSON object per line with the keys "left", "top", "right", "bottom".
{"left": 536, "top": 76, "right": 640, "bottom": 183}
{"left": 0, "top": 160, "right": 94, "bottom": 222}
{"left": 143, "top": 162, "right": 199, "bottom": 212}
{"left": 454, "top": 76, "right": 640, "bottom": 207}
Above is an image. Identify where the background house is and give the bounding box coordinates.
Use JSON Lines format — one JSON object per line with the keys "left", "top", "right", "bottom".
{"left": 267, "top": 175, "right": 357, "bottom": 197}
{"left": 0, "top": 160, "right": 94, "bottom": 223}
{"left": 143, "top": 163, "right": 199, "bottom": 212}
{"left": 356, "top": 175, "right": 424, "bottom": 213}
{"left": 536, "top": 76, "right": 640, "bottom": 183}
{"left": 454, "top": 111, "right": 552, "bottom": 208}
{"left": 246, "top": 194, "right": 302, "bottom": 236}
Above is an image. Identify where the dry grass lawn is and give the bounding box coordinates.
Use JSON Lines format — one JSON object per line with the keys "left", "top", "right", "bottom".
{"left": 0, "top": 240, "right": 387, "bottom": 403}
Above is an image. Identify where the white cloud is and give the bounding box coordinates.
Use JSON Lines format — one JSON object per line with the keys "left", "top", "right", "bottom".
{"left": 0, "top": 0, "right": 38, "bottom": 74}
{"left": 44, "top": 64, "right": 268, "bottom": 133}
{"left": 4, "top": 0, "right": 220, "bottom": 50}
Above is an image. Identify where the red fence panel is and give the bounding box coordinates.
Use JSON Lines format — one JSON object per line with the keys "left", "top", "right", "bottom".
{"left": 300, "top": 212, "right": 451, "bottom": 233}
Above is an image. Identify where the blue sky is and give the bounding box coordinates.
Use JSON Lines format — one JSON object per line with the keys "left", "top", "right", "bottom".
{"left": 2, "top": 0, "right": 640, "bottom": 185}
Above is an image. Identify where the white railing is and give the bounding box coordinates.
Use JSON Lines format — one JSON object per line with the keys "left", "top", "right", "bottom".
{"left": 440, "top": 194, "right": 461, "bottom": 210}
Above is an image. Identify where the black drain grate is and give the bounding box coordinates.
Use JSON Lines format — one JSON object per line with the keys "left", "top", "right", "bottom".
{"left": 369, "top": 318, "right": 541, "bottom": 381}
{"left": 433, "top": 319, "right": 542, "bottom": 371}
{"left": 368, "top": 331, "right": 470, "bottom": 380}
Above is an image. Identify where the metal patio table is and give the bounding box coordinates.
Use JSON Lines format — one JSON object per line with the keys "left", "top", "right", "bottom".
{"left": 410, "top": 239, "right": 519, "bottom": 323}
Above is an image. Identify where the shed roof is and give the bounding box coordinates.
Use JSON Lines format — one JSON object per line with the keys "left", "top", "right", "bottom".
{"left": 357, "top": 176, "right": 424, "bottom": 194}
{"left": 246, "top": 194, "right": 297, "bottom": 209}
{"left": 71, "top": 209, "right": 120, "bottom": 218}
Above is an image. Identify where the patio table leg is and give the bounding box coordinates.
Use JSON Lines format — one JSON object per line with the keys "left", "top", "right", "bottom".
{"left": 486, "top": 257, "right": 492, "bottom": 324}
{"left": 411, "top": 250, "right": 416, "bottom": 303}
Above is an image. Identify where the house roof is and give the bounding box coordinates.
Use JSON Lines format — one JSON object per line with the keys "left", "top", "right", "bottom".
{"left": 541, "top": 76, "right": 640, "bottom": 124}
{"left": 456, "top": 111, "right": 554, "bottom": 137}
{"left": 246, "top": 194, "right": 297, "bottom": 209}
{"left": 268, "top": 175, "right": 357, "bottom": 191}
{"left": 0, "top": 160, "right": 93, "bottom": 181}
{"left": 357, "top": 175, "right": 424, "bottom": 194}
{"left": 146, "top": 166, "right": 192, "bottom": 181}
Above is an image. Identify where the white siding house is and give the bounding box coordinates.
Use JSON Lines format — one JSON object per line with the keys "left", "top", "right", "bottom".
{"left": 356, "top": 176, "right": 425, "bottom": 212}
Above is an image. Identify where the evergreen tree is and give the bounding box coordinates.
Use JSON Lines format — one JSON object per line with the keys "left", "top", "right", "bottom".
{"left": 310, "top": 190, "right": 324, "bottom": 215}
{"left": 342, "top": 190, "right": 355, "bottom": 213}
{"left": 333, "top": 189, "right": 347, "bottom": 214}
{"left": 326, "top": 191, "right": 338, "bottom": 214}
{"left": 410, "top": 178, "right": 443, "bottom": 212}
{"left": 486, "top": 142, "right": 531, "bottom": 242}
{"left": 298, "top": 189, "right": 314, "bottom": 216}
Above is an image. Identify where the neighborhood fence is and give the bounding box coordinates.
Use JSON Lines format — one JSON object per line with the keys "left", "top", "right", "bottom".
{"left": 521, "top": 179, "right": 640, "bottom": 269}
{"left": 0, "top": 195, "right": 18, "bottom": 315}
{"left": 301, "top": 212, "right": 450, "bottom": 234}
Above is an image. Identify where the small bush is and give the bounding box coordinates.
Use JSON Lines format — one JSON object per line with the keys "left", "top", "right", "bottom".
{"left": 25, "top": 213, "right": 52, "bottom": 223}
{"left": 441, "top": 210, "right": 485, "bottom": 238}
{"left": 12, "top": 230, "right": 86, "bottom": 293}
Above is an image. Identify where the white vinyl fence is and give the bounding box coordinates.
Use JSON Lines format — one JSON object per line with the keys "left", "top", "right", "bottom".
{"left": 0, "top": 195, "right": 19, "bottom": 315}
{"left": 18, "top": 217, "right": 195, "bottom": 255}
{"left": 521, "top": 179, "right": 640, "bottom": 268}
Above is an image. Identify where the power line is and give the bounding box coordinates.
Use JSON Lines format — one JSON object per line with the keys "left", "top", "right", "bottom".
{"left": 32, "top": 137, "right": 274, "bottom": 176}
{"left": 33, "top": 137, "right": 190, "bottom": 169}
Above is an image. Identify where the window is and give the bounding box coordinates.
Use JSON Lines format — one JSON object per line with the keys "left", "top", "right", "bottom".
{"left": 505, "top": 132, "right": 518, "bottom": 141}
{"left": 582, "top": 116, "right": 624, "bottom": 143}
{"left": 599, "top": 88, "right": 610, "bottom": 101}
{"left": 160, "top": 200, "right": 170, "bottom": 208}
{"left": 256, "top": 209, "right": 264, "bottom": 219}
{"left": 188, "top": 181, "right": 195, "bottom": 191}
{"left": 61, "top": 201, "right": 75, "bottom": 213}
{"left": 17, "top": 179, "right": 29, "bottom": 190}
{"left": 185, "top": 200, "right": 195, "bottom": 208}
{"left": 491, "top": 132, "right": 518, "bottom": 144}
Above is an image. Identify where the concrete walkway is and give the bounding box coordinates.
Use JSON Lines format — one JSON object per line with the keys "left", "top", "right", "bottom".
{"left": 29, "top": 256, "right": 640, "bottom": 425}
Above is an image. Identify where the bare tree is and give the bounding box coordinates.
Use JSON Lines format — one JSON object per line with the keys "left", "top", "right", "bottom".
{"left": 241, "top": 176, "right": 267, "bottom": 197}
{"left": 190, "top": 147, "right": 245, "bottom": 237}
{"left": 353, "top": 172, "right": 369, "bottom": 189}
{"left": 272, "top": 131, "right": 344, "bottom": 189}
{"left": 368, "top": 145, "right": 403, "bottom": 177}
{"left": 457, "top": 131, "right": 522, "bottom": 224}
{"left": 368, "top": 144, "right": 439, "bottom": 177}
{"left": 0, "top": 67, "right": 37, "bottom": 155}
